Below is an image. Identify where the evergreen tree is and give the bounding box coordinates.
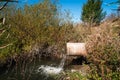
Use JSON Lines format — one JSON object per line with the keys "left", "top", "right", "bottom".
{"left": 81, "top": 0, "right": 106, "bottom": 26}
{"left": 107, "top": 0, "right": 120, "bottom": 18}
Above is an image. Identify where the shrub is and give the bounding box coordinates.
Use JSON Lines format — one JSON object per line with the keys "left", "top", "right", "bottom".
{"left": 86, "top": 20, "right": 120, "bottom": 79}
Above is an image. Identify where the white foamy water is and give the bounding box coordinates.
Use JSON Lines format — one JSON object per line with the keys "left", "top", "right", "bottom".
{"left": 37, "top": 55, "right": 66, "bottom": 75}
{"left": 59, "top": 55, "right": 66, "bottom": 68}
{"left": 38, "top": 65, "right": 63, "bottom": 74}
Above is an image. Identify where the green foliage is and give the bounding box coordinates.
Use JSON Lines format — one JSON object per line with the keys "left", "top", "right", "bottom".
{"left": 108, "top": 0, "right": 120, "bottom": 6}
{"left": 107, "top": 0, "right": 120, "bottom": 18}
{"left": 66, "top": 72, "right": 88, "bottom": 80}
{"left": 7, "top": 0, "right": 60, "bottom": 49}
{"left": 0, "top": 23, "right": 13, "bottom": 62}
{"left": 0, "top": 0, "right": 74, "bottom": 63}
{"left": 0, "top": 1, "right": 120, "bottom": 80}
{"left": 56, "top": 71, "right": 88, "bottom": 80}
{"left": 81, "top": 0, "right": 106, "bottom": 26}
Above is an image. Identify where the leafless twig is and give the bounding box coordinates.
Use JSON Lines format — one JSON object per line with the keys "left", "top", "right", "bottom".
{"left": 0, "top": 1, "right": 8, "bottom": 10}
{"left": 0, "top": 0, "right": 18, "bottom": 10}
{"left": 0, "top": 43, "right": 13, "bottom": 49}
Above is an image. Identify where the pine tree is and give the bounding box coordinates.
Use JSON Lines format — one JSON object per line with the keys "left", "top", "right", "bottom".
{"left": 81, "top": 0, "right": 106, "bottom": 26}
{"left": 108, "top": 0, "right": 120, "bottom": 18}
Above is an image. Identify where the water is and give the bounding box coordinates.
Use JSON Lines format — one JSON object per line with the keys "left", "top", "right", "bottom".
{"left": 37, "top": 65, "right": 63, "bottom": 74}
{"left": 0, "top": 55, "right": 67, "bottom": 80}
{"left": 59, "top": 55, "right": 66, "bottom": 68}
{"left": 37, "top": 55, "right": 66, "bottom": 75}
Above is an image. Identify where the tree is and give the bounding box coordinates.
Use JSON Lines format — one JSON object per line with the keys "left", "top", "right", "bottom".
{"left": 107, "top": 0, "right": 120, "bottom": 18}
{"left": 0, "top": 0, "right": 18, "bottom": 61}
{"left": 0, "top": 0, "right": 18, "bottom": 48}
{"left": 81, "top": 0, "right": 106, "bottom": 26}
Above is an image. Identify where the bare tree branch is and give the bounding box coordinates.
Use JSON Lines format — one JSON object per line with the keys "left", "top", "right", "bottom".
{"left": 0, "top": 43, "right": 13, "bottom": 49}
{"left": 0, "top": 30, "right": 6, "bottom": 37}
{"left": 0, "top": 0, "right": 18, "bottom": 2}
{"left": 0, "top": 1, "right": 8, "bottom": 10}
{"left": 0, "top": 0, "right": 18, "bottom": 10}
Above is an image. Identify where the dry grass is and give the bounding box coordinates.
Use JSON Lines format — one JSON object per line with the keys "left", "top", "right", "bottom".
{"left": 73, "top": 19, "right": 120, "bottom": 79}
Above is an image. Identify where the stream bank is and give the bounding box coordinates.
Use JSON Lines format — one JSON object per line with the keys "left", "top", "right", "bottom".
{"left": 0, "top": 43, "right": 91, "bottom": 80}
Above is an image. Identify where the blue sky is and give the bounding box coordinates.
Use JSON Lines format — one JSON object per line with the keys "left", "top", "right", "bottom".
{"left": 20, "top": 0, "right": 118, "bottom": 22}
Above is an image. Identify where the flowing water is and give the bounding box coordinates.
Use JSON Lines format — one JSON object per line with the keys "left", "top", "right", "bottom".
{"left": 0, "top": 55, "right": 67, "bottom": 80}
{"left": 37, "top": 55, "right": 66, "bottom": 75}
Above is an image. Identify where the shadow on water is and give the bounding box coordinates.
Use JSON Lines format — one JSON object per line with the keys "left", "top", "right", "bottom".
{"left": 0, "top": 58, "right": 16, "bottom": 75}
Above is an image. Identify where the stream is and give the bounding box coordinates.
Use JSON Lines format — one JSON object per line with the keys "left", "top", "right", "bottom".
{"left": 0, "top": 55, "right": 66, "bottom": 80}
